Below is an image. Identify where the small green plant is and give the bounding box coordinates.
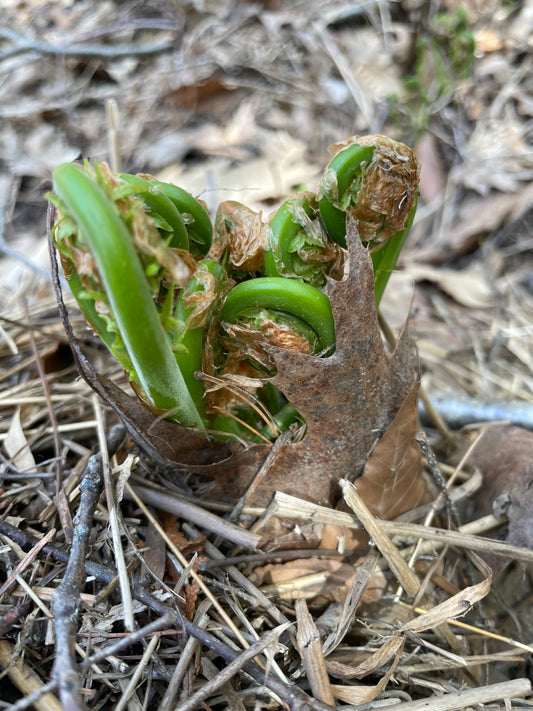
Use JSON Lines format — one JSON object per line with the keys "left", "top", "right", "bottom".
{"left": 398, "top": 8, "right": 475, "bottom": 136}
{"left": 48, "top": 135, "right": 419, "bottom": 441}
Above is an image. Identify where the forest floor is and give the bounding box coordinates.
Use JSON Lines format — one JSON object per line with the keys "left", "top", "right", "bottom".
{"left": 1, "top": 1, "right": 533, "bottom": 709}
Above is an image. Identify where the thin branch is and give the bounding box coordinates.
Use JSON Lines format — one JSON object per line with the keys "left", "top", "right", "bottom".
{"left": 7, "top": 614, "right": 176, "bottom": 711}
{"left": 51, "top": 424, "right": 126, "bottom": 711}
{"left": 0, "top": 27, "right": 177, "bottom": 61}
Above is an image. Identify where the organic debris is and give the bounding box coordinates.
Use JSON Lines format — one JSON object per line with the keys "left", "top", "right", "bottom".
{"left": 1, "top": 0, "right": 533, "bottom": 709}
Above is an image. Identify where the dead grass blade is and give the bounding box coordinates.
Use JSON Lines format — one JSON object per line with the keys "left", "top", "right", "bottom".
{"left": 399, "top": 556, "right": 491, "bottom": 634}
{"left": 322, "top": 547, "right": 380, "bottom": 656}
{"left": 330, "top": 641, "right": 404, "bottom": 705}
{"left": 327, "top": 636, "right": 405, "bottom": 680}
{"left": 341, "top": 479, "right": 420, "bottom": 597}
{"left": 296, "top": 598, "right": 335, "bottom": 705}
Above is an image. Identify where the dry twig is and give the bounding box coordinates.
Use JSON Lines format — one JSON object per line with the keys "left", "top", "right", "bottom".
{"left": 0, "top": 27, "right": 177, "bottom": 61}
{"left": 51, "top": 424, "right": 126, "bottom": 711}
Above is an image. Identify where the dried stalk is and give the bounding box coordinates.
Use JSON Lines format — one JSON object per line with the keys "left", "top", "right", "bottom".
{"left": 175, "top": 624, "right": 291, "bottom": 711}
{"left": 94, "top": 398, "right": 134, "bottom": 631}
{"left": 383, "top": 678, "right": 531, "bottom": 711}
{"left": 341, "top": 479, "right": 420, "bottom": 597}
{"left": 51, "top": 424, "right": 126, "bottom": 711}
{"left": 126, "top": 480, "right": 260, "bottom": 549}
{"left": 182, "top": 522, "right": 289, "bottom": 627}
{"left": 159, "top": 599, "right": 212, "bottom": 711}
{"left": 268, "top": 492, "right": 533, "bottom": 564}
{"left": 296, "top": 599, "right": 335, "bottom": 705}
{"left": 6, "top": 615, "right": 176, "bottom": 711}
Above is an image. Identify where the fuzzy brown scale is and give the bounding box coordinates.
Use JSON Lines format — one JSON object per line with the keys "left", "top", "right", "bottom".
{"left": 329, "top": 134, "right": 419, "bottom": 249}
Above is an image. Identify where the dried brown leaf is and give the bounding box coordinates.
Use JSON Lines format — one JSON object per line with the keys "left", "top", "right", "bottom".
{"left": 415, "top": 132, "right": 446, "bottom": 204}
{"left": 4, "top": 409, "right": 36, "bottom": 472}
{"left": 436, "top": 183, "right": 533, "bottom": 258}
{"left": 250, "top": 557, "right": 383, "bottom": 604}
{"left": 353, "top": 383, "right": 427, "bottom": 520}
{"left": 213, "top": 200, "right": 267, "bottom": 272}
{"left": 203, "top": 221, "right": 416, "bottom": 506}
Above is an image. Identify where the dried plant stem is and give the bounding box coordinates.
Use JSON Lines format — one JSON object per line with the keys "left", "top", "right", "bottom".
{"left": 0, "top": 639, "right": 62, "bottom": 711}
{"left": 341, "top": 479, "right": 420, "bottom": 597}
{"left": 93, "top": 397, "right": 134, "bottom": 631}
{"left": 159, "top": 599, "right": 212, "bottom": 711}
{"left": 296, "top": 599, "right": 335, "bottom": 705}
{"left": 382, "top": 678, "right": 531, "bottom": 711}
{"left": 106, "top": 99, "right": 121, "bottom": 173}
{"left": 230, "top": 427, "right": 293, "bottom": 522}
{"left": 401, "top": 601, "right": 533, "bottom": 655}
{"left": 322, "top": 547, "right": 380, "bottom": 656}
{"left": 127, "top": 480, "right": 260, "bottom": 549}
{"left": 26, "top": 308, "right": 63, "bottom": 493}
{"left": 125, "top": 482, "right": 250, "bottom": 651}
{"left": 200, "top": 656, "right": 247, "bottom": 711}
{"left": 51, "top": 424, "right": 126, "bottom": 711}
{"left": 7, "top": 615, "right": 176, "bottom": 711}
{"left": 0, "top": 527, "right": 56, "bottom": 599}
{"left": 182, "top": 522, "right": 290, "bottom": 627}
{"left": 268, "top": 492, "right": 533, "bottom": 564}
{"left": 113, "top": 634, "right": 160, "bottom": 711}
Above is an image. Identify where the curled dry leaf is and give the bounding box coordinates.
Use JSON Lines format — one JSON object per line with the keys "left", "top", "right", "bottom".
{"left": 250, "top": 557, "right": 386, "bottom": 605}
{"left": 212, "top": 200, "right": 267, "bottom": 272}
{"left": 353, "top": 383, "right": 427, "bottom": 520}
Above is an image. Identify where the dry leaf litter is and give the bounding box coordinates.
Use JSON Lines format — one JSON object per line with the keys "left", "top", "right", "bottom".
{"left": 1, "top": 1, "right": 533, "bottom": 709}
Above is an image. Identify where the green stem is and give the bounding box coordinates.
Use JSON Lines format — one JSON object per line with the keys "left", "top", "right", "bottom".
{"left": 174, "top": 259, "right": 226, "bottom": 418}
{"left": 372, "top": 199, "right": 418, "bottom": 306}
{"left": 52, "top": 163, "right": 204, "bottom": 428}
{"left": 119, "top": 173, "right": 213, "bottom": 254}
